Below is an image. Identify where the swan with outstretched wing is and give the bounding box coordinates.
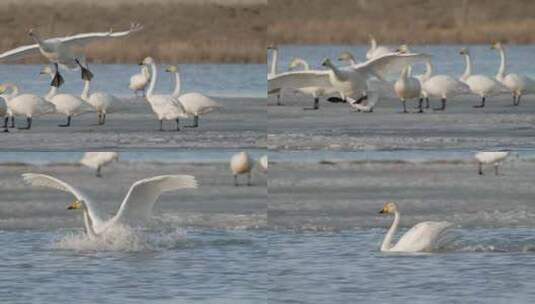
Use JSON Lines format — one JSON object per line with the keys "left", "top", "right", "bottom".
{"left": 0, "top": 23, "right": 143, "bottom": 86}
{"left": 22, "top": 173, "right": 198, "bottom": 238}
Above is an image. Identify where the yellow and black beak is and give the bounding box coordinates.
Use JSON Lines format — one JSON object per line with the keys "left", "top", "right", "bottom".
{"left": 67, "top": 200, "right": 82, "bottom": 210}
{"left": 138, "top": 61, "right": 144, "bottom": 66}
{"left": 379, "top": 208, "right": 385, "bottom": 214}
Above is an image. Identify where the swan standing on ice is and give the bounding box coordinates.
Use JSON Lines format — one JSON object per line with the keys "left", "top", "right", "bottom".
{"left": 80, "top": 152, "right": 119, "bottom": 177}
{"left": 23, "top": 173, "right": 198, "bottom": 238}
{"left": 394, "top": 66, "right": 423, "bottom": 113}
{"left": 491, "top": 42, "right": 535, "bottom": 106}
{"left": 267, "top": 45, "right": 283, "bottom": 105}
{"left": 0, "top": 96, "right": 7, "bottom": 132}
{"left": 139, "top": 57, "right": 187, "bottom": 131}
{"left": 40, "top": 64, "right": 88, "bottom": 127}
{"left": 129, "top": 65, "right": 151, "bottom": 97}
{"left": 366, "top": 35, "right": 393, "bottom": 60}
{"left": 459, "top": 47, "right": 507, "bottom": 108}
{"left": 165, "top": 65, "right": 222, "bottom": 127}
{"left": 0, "top": 23, "right": 143, "bottom": 86}
{"left": 0, "top": 83, "right": 55, "bottom": 130}
{"left": 230, "top": 151, "right": 254, "bottom": 186}
{"left": 475, "top": 151, "right": 509, "bottom": 176}
{"left": 285, "top": 58, "right": 338, "bottom": 110}
{"left": 378, "top": 202, "right": 452, "bottom": 253}
{"left": 80, "top": 64, "right": 118, "bottom": 125}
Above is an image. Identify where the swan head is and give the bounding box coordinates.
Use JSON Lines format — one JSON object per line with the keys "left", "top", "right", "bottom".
{"left": 459, "top": 47, "right": 470, "bottom": 55}
{"left": 165, "top": 65, "right": 178, "bottom": 73}
{"left": 379, "top": 202, "right": 398, "bottom": 214}
{"left": 288, "top": 58, "right": 304, "bottom": 70}
{"left": 267, "top": 44, "right": 278, "bottom": 51}
{"left": 337, "top": 51, "right": 355, "bottom": 63}
{"left": 320, "top": 58, "right": 333, "bottom": 68}
{"left": 0, "top": 85, "right": 6, "bottom": 95}
{"left": 491, "top": 42, "right": 503, "bottom": 50}
{"left": 67, "top": 200, "right": 83, "bottom": 210}
{"left": 39, "top": 66, "right": 54, "bottom": 76}
{"left": 395, "top": 44, "right": 410, "bottom": 54}
{"left": 139, "top": 57, "right": 155, "bottom": 66}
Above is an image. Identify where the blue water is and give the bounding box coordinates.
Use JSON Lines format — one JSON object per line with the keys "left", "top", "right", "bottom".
{"left": 271, "top": 44, "right": 535, "bottom": 79}
{"left": 0, "top": 63, "right": 265, "bottom": 98}
{"left": 0, "top": 229, "right": 267, "bottom": 304}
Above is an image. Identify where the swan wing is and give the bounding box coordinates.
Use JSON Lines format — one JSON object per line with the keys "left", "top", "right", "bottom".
{"left": 21, "top": 173, "right": 103, "bottom": 225}
{"left": 0, "top": 44, "right": 40, "bottom": 61}
{"left": 356, "top": 53, "right": 432, "bottom": 79}
{"left": 393, "top": 221, "right": 452, "bottom": 252}
{"left": 268, "top": 70, "right": 332, "bottom": 92}
{"left": 113, "top": 175, "right": 198, "bottom": 224}
{"left": 59, "top": 23, "right": 143, "bottom": 46}
{"left": 179, "top": 93, "right": 222, "bottom": 115}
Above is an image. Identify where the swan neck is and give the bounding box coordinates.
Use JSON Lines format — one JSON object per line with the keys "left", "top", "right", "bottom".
{"left": 370, "top": 37, "right": 377, "bottom": 51}
{"left": 82, "top": 204, "right": 97, "bottom": 238}
{"left": 270, "top": 48, "right": 278, "bottom": 75}
{"left": 147, "top": 62, "right": 157, "bottom": 97}
{"left": 81, "top": 80, "right": 90, "bottom": 101}
{"left": 461, "top": 54, "right": 472, "bottom": 80}
{"left": 381, "top": 211, "right": 400, "bottom": 251}
{"left": 327, "top": 62, "right": 345, "bottom": 80}
{"left": 423, "top": 61, "right": 433, "bottom": 80}
{"left": 401, "top": 66, "right": 409, "bottom": 80}
{"left": 497, "top": 48, "right": 506, "bottom": 79}
{"left": 172, "top": 71, "right": 181, "bottom": 96}
{"left": 46, "top": 86, "right": 57, "bottom": 100}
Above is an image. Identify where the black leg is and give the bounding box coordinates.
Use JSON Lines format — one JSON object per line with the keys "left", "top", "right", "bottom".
{"left": 9, "top": 116, "right": 15, "bottom": 128}
{"left": 96, "top": 166, "right": 102, "bottom": 178}
{"left": 512, "top": 94, "right": 517, "bottom": 106}
{"left": 304, "top": 97, "right": 320, "bottom": 110}
{"left": 75, "top": 58, "right": 94, "bottom": 81}
{"left": 402, "top": 100, "right": 407, "bottom": 113}
{"left": 234, "top": 175, "right": 238, "bottom": 186}
{"left": 494, "top": 165, "right": 499, "bottom": 176}
{"left": 159, "top": 120, "right": 164, "bottom": 131}
{"left": 247, "top": 172, "right": 252, "bottom": 186}
{"left": 176, "top": 118, "right": 180, "bottom": 131}
{"left": 276, "top": 94, "right": 282, "bottom": 106}
{"left": 102, "top": 113, "right": 106, "bottom": 125}
{"left": 58, "top": 116, "right": 71, "bottom": 127}
{"left": 418, "top": 98, "right": 424, "bottom": 113}
{"left": 478, "top": 163, "right": 483, "bottom": 175}
{"left": 51, "top": 63, "right": 64, "bottom": 87}
{"left": 425, "top": 97, "right": 430, "bottom": 109}
{"left": 516, "top": 95, "right": 522, "bottom": 106}
{"left": 473, "top": 97, "right": 485, "bottom": 108}
{"left": 434, "top": 98, "right": 446, "bottom": 111}
{"left": 18, "top": 117, "right": 32, "bottom": 130}
{"left": 185, "top": 115, "right": 199, "bottom": 128}
{"left": 3, "top": 117, "right": 8, "bottom": 133}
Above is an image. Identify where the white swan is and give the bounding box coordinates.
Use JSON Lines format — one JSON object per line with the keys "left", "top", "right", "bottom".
{"left": 140, "top": 57, "right": 187, "bottom": 131}
{"left": 129, "top": 65, "right": 151, "bottom": 96}
{"left": 80, "top": 70, "right": 118, "bottom": 125}
{"left": 0, "top": 23, "right": 143, "bottom": 86}
{"left": 475, "top": 151, "right": 509, "bottom": 175}
{"left": 230, "top": 151, "right": 254, "bottom": 186}
{"left": 379, "top": 202, "right": 452, "bottom": 253}
{"left": 165, "top": 65, "right": 222, "bottom": 128}
{"left": 258, "top": 155, "right": 268, "bottom": 173}
{"left": 80, "top": 152, "right": 119, "bottom": 177}
{"left": 267, "top": 45, "right": 283, "bottom": 105}
{"left": 0, "top": 83, "right": 55, "bottom": 130}
{"left": 40, "top": 65, "right": 89, "bottom": 127}
{"left": 491, "top": 42, "right": 535, "bottom": 106}
{"left": 0, "top": 94, "right": 7, "bottom": 132}
{"left": 394, "top": 66, "right": 423, "bottom": 113}
{"left": 459, "top": 47, "right": 508, "bottom": 108}
{"left": 270, "top": 53, "right": 430, "bottom": 108}
{"left": 23, "top": 173, "right": 198, "bottom": 238}
{"left": 286, "top": 57, "right": 338, "bottom": 110}
{"left": 366, "top": 35, "right": 393, "bottom": 60}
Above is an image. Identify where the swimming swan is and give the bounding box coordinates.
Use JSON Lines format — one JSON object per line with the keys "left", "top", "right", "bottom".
{"left": 165, "top": 65, "right": 222, "bottom": 127}
{"left": 366, "top": 35, "right": 393, "bottom": 60}
{"left": 491, "top": 42, "right": 535, "bottom": 106}
{"left": 459, "top": 47, "right": 508, "bottom": 108}
{"left": 40, "top": 65, "right": 89, "bottom": 127}
{"left": 379, "top": 202, "right": 452, "bottom": 253}
{"left": 80, "top": 152, "right": 119, "bottom": 177}
{"left": 129, "top": 65, "right": 151, "bottom": 96}
{"left": 230, "top": 151, "right": 254, "bottom": 186}
{"left": 140, "top": 57, "right": 187, "bottom": 131}
{"left": 0, "top": 83, "right": 55, "bottom": 130}
{"left": 22, "top": 173, "right": 198, "bottom": 238}
{"left": 0, "top": 23, "right": 143, "bottom": 86}
{"left": 475, "top": 151, "right": 509, "bottom": 175}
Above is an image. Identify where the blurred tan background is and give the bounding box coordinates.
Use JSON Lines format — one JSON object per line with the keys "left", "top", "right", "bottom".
{"left": 0, "top": 0, "right": 266, "bottom": 63}
{"left": 268, "top": 0, "right": 535, "bottom": 45}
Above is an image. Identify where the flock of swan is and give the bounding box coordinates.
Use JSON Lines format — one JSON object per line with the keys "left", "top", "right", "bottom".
{"left": 0, "top": 24, "right": 221, "bottom": 132}
{"left": 268, "top": 36, "right": 535, "bottom": 112}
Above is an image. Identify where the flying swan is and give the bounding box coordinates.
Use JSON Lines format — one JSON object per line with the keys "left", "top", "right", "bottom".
{"left": 140, "top": 57, "right": 188, "bottom": 131}
{"left": 0, "top": 23, "right": 143, "bottom": 86}
{"left": 165, "top": 65, "right": 222, "bottom": 127}
{"left": 366, "top": 35, "right": 394, "bottom": 60}
{"left": 379, "top": 202, "right": 452, "bottom": 253}
{"left": 22, "top": 173, "right": 198, "bottom": 238}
